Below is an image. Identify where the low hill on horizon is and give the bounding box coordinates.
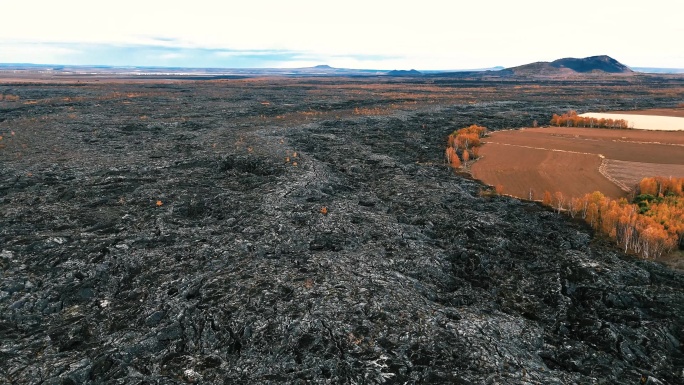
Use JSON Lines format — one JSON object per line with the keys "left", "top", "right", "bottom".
{"left": 508, "top": 55, "right": 633, "bottom": 76}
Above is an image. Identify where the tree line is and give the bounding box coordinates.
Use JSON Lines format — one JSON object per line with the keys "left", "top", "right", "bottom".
{"left": 550, "top": 110, "right": 630, "bottom": 129}
{"left": 541, "top": 177, "right": 684, "bottom": 259}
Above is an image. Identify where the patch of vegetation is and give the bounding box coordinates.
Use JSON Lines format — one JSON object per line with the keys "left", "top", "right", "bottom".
{"left": 445, "top": 124, "right": 487, "bottom": 168}
{"left": 550, "top": 110, "right": 629, "bottom": 129}
{"left": 540, "top": 177, "right": 684, "bottom": 259}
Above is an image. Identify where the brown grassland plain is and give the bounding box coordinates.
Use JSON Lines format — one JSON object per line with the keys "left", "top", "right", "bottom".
{"left": 471, "top": 126, "right": 684, "bottom": 200}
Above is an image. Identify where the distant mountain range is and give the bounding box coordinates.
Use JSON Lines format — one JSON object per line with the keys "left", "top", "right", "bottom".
{"left": 1, "top": 56, "right": 682, "bottom": 78}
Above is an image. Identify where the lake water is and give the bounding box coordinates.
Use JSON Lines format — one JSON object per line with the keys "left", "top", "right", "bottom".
{"left": 579, "top": 113, "right": 684, "bottom": 131}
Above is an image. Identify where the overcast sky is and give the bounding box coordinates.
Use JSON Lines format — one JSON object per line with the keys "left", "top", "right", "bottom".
{"left": 1, "top": 0, "right": 682, "bottom": 70}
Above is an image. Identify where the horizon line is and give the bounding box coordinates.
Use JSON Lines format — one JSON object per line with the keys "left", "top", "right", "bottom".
{"left": 1, "top": 62, "right": 683, "bottom": 74}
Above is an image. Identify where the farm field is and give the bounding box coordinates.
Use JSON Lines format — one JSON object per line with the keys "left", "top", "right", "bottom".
{"left": 471, "top": 126, "right": 684, "bottom": 200}
{"left": 602, "top": 159, "right": 684, "bottom": 191}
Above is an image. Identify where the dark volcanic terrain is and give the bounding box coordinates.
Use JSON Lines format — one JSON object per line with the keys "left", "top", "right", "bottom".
{"left": 1, "top": 75, "right": 684, "bottom": 384}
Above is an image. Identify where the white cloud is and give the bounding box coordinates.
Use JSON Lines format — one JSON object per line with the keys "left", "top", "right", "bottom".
{"left": 0, "top": 43, "right": 80, "bottom": 63}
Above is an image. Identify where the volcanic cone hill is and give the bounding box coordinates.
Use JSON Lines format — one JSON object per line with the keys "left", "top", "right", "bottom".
{"left": 509, "top": 55, "right": 634, "bottom": 76}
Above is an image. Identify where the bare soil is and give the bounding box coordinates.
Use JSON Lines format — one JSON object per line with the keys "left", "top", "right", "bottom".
{"left": 603, "top": 159, "right": 684, "bottom": 192}
{"left": 471, "top": 143, "right": 626, "bottom": 199}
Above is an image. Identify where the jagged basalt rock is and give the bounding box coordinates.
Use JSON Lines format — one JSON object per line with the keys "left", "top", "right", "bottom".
{"left": 0, "top": 78, "right": 683, "bottom": 384}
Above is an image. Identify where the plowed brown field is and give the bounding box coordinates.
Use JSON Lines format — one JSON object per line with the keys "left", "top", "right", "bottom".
{"left": 471, "top": 127, "right": 684, "bottom": 200}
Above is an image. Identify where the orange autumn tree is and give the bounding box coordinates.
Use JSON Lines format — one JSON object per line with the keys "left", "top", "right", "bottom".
{"left": 445, "top": 146, "right": 461, "bottom": 168}
{"left": 639, "top": 178, "right": 659, "bottom": 196}
{"left": 462, "top": 149, "right": 470, "bottom": 164}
